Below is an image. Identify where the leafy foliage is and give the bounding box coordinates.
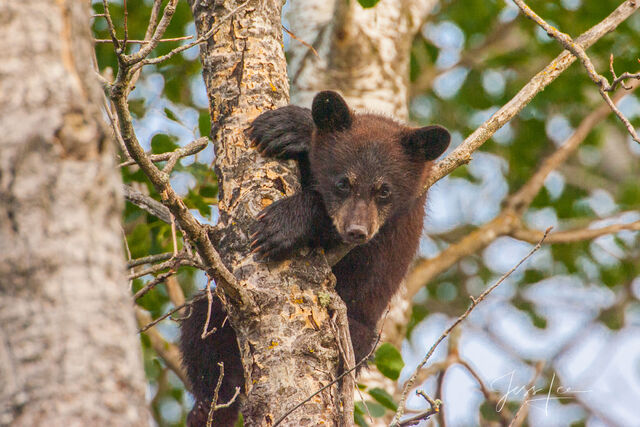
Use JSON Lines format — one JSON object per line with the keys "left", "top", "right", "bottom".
{"left": 374, "top": 343, "right": 405, "bottom": 380}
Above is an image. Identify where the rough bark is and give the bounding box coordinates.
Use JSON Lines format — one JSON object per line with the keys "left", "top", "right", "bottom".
{"left": 188, "top": 0, "right": 352, "bottom": 425}
{"left": 0, "top": 1, "right": 147, "bottom": 425}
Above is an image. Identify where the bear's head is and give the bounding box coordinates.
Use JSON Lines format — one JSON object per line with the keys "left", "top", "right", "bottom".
{"left": 309, "top": 91, "right": 450, "bottom": 244}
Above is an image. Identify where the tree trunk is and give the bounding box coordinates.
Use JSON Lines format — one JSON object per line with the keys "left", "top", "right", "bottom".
{"left": 287, "top": 0, "right": 439, "bottom": 120}
{"left": 188, "top": 0, "right": 353, "bottom": 425}
{"left": 0, "top": 1, "right": 148, "bottom": 425}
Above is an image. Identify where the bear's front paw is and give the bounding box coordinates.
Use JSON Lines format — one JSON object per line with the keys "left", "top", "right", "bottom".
{"left": 250, "top": 198, "right": 306, "bottom": 261}
{"left": 248, "top": 106, "right": 313, "bottom": 160}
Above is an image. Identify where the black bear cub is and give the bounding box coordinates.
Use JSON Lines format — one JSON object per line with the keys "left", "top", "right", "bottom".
{"left": 180, "top": 91, "right": 450, "bottom": 426}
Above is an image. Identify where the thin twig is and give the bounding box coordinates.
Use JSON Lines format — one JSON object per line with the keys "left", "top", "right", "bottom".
{"left": 123, "top": 184, "right": 173, "bottom": 224}
{"left": 119, "top": 137, "right": 209, "bottom": 168}
{"left": 123, "top": 0, "right": 179, "bottom": 65}
{"left": 146, "top": 0, "right": 163, "bottom": 41}
{"left": 128, "top": 253, "right": 200, "bottom": 281}
{"left": 512, "top": 0, "right": 640, "bottom": 143}
{"left": 508, "top": 361, "right": 545, "bottom": 427}
{"left": 165, "top": 137, "right": 210, "bottom": 174}
{"left": 207, "top": 362, "right": 226, "bottom": 427}
{"left": 608, "top": 54, "right": 640, "bottom": 91}
{"left": 396, "top": 391, "right": 441, "bottom": 427}
{"left": 329, "top": 314, "right": 369, "bottom": 423}
{"left": 94, "top": 35, "right": 194, "bottom": 44}
{"left": 122, "top": 0, "right": 128, "bottom": 47}
{"left": 127, "top": 252, "right": 175, "bottom": 268}
{"left": 101, "top": 0, "right": 121, "bottom": 52}
{"left": 201, "top": 280, "right": 218, "bottom": 339}
{"left": 283, "top": 25, "right": 318, "bottom": 57}
{"left": 392, "top": 228, "right": 552, "bottom": 425}
{"left": 511, "top": 220, "right": 640, "bottom": 244}
{"left": 138, "top": 294, "right": 207, "bottom": 333}
{"left": 133, "top": 270, "right": 175, "bottom": 300}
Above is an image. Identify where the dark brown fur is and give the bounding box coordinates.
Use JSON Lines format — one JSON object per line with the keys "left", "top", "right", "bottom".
{"left": 180, "top": 91, "right": 450, "bottom": 426}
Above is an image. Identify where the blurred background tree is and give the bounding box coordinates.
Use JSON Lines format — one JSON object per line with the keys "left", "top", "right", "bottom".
{"left": 92, "top": 0, "right": 640, "bottom": 425}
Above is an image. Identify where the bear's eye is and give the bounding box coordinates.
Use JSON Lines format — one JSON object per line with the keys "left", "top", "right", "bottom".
{"left": 335, "top": 177, "right": 351, "bottom": 194}
{"left": 376, "top": 184, "right": 391, "bottom": 201}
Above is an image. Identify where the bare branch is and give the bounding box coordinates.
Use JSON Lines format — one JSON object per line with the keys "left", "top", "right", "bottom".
{"left": 101, "top": 0, "right": 121, "bottom": 52}
{"left": 207, "top": 363, "right": 241, "bottom": 426}
{"left": 145, "top": 0, "right": 163, "bottom": 41}
{"left": 512, "top": 0, "right": 640, "bottom": 143}
{"left": 94, "top": 35, "right": 194, "bottom": 44}
{"left": 423, "top": 0, "right": 640, "bottom": 191}
{"left": 511, "top": 220, "right": 640, "bottom": 244}
{"left": 123, "top": 0, "right": 179, "bottom": 65}
{"left": 118, "top": 137, "right": 209, "bottom": 168}
{"left": 165, "top": 137, "right": 209, "bottom": 174}
{"left": 282, "top": 25, "right": 318, "bottom": 57}
{"left": 138, "top": 294, "right": 207, "bottom": 334}
{"left": 609, "top": 54, "right": 640, "bottom": 92}
{"left": 392, "top": 228, "right": 551, "bottom": 425}
{"left": 201, "top": 281, "right": 219, "bottom": 339}
{"left": 122, "top": 0, "right": 128, "bottom": 47}
{"left": 396, "top": 390, "right": 441, "bottom": 427}
{"left": 123, "top": 184, "right": 172, "bottom": 224}
{"left": 508, "top": 361, "right": 544, "bottom": 427}
{"left": 128, "top": 253, "right": 199, "bottom": 282}
{"left": 113, "top": 98, "right": 239, "bottom": 297}
{"left": 133, "top": 270, "right": 175, "bottom": 301}
{"left": 126, "top": 252, "right": 174, "bottom": 269}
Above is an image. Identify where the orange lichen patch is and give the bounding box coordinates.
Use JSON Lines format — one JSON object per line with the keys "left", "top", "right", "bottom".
{"left": 260, "top": 197, "right": 273, "bottom": 208}
{"left": 265, "top": 169, "right": 281, "bottom": 180}
{"left": 289, "top": 303, "right": 328, "bottom": 330}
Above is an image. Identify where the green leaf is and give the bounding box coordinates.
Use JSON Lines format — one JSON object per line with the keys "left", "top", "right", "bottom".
{"left": 374, "top": 343, "right": 404, "bottom": 380}
{"left": 127, "top": 223, "right": 152, "bottom": 258}
{"left": 199, "top": 110, "right": 211, "bottom": 137}
{"left": 357, "top": 0, "right": 380, "bottom": 8}
{"left": 200, "top": 184, "right": 218, "bottom": 199}
{"left": 150, "top": 134, "right": 179, "bottom": 154}
{"left": 355, "top": 401, "right": 386, "bottom": 418}
{"left": 354, "top": 402, "right": 368, "bottom": 426}
{"left": 354, "top": 411, "right": 369, "bottom": 427}
{"left": 184, "top": 189, "right": 211, "bottom": 218}
{"left": 368, "top": 388, "right": 397, "bottom": 411}
{"left": 163, "top": 107, "right": 181, "bottom": 124}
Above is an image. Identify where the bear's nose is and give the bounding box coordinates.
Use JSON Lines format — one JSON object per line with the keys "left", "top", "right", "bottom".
{"left": 346, "top": 224, "right": 368, "bottom": 243}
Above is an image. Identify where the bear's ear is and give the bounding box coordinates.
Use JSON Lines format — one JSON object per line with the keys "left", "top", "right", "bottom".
{"left": 312, "top": 91, "right": 353, "bottom": 132}
{"left": 401, "top": 125, "right": 451, "bottom": 161}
